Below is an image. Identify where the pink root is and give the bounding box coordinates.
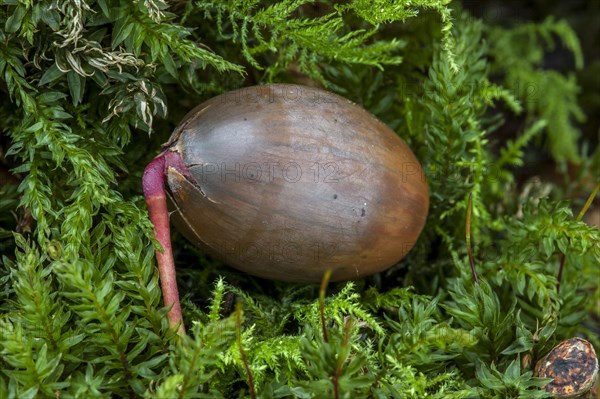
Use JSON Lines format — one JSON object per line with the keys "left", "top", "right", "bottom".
{"left": 143, "top": 150, "right": 192, "bottom": 336}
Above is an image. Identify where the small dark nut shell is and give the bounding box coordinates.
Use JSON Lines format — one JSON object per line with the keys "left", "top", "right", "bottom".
{"left": 535, "top": 337, "right": 599, "bottom": 399}
{"left": 165, "top": 84, "right": 429, "bottom": 283}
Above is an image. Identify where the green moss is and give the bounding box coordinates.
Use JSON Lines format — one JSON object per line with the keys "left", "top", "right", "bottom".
{"left": 0, "top": 1, "right": 598, "bottom": 398}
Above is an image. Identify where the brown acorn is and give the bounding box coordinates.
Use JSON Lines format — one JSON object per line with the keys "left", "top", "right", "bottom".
{"left": 143, "top": 84, "right": 429, "bottom": 333}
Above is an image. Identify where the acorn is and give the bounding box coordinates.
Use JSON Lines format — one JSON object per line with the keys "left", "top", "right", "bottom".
{"left": 143, "top": 84, "right": 429, "bottom": 333}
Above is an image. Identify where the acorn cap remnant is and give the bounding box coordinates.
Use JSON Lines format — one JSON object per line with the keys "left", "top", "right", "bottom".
{"left": 535, "top": 338, "right": 599, "bottom": 399}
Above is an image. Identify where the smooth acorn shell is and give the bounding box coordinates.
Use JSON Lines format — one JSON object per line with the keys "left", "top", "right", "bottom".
{"left": 165, "top": 84, "right": 428, "bottom": 282}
